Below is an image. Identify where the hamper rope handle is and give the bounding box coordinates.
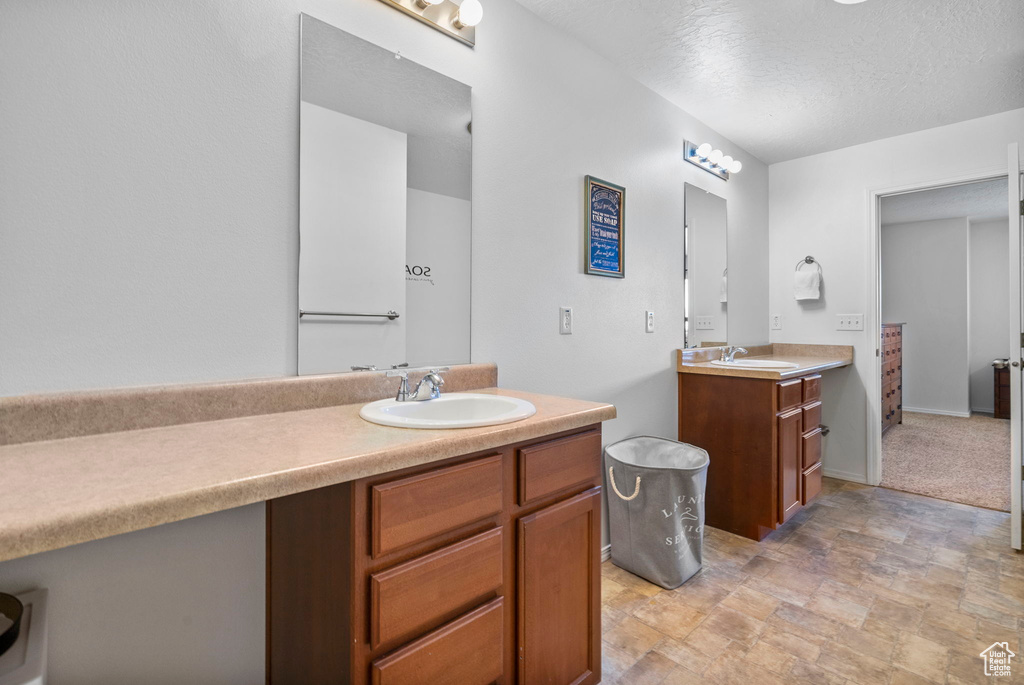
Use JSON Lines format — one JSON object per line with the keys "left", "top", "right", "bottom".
{"left": 608, "top": 466, "right": 641, "bottom": 501}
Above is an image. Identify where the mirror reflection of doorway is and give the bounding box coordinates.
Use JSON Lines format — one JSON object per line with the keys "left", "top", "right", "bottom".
{"left": 683, "top": 183, "right": 728, "bottom": 348}
{"left": 878, "top": 178, "right": 1011, "bottom": 512}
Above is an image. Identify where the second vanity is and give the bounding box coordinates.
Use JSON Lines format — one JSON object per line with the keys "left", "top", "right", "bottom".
{"left": 0, "top": 364, "right": 615, "bottom": 685}
{"left": 677, "top": 344, "right": 853, "bottom": 541}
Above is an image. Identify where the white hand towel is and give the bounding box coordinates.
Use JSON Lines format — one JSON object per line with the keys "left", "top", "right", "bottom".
{"left": 794, "top": 269, "right": 820, "bottom": 301}
{"left": 719, "top": 273, "right": 728, "bottom": 303}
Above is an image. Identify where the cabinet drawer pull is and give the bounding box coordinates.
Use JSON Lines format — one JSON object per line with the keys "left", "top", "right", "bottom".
{"left": 608, "top": 467, "right": 641, "bottom": 501}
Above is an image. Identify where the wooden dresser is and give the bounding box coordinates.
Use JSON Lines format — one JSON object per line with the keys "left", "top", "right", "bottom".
{"left": 882, "top": 323, "right": 903, "bottom": 434}
{"left": 267, "top": 425, "right": 603, "bottom": 685}
{"left": 995, "top": 363, "right": 1011, "bottom": 419}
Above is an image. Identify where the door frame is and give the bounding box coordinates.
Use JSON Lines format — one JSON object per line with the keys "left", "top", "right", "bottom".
{"left": 865, "top": 166, "right": 1011, "bottom": 487}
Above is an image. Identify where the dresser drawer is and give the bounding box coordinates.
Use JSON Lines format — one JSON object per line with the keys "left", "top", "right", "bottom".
{"left": 802, "top": 462, "right": 822, "bottom": 504}
{"left": 802, "top": 375, "right": 822, "bottom": 403}
{"left": 802, "top": 428, "right": 822, "bottom": 469}
{"left": 802, "top": 401, "right": 822, "bottom": 432}
{"left": 370, "top": 597, "right": 504, "bottom": 685}
{"left": 370, "top": 527, "right": 503, "bottom": 649}
{"left": 372, "top": 455, "right": 503, "bottom": 558}
{"left": 518, "top": 429, "right": 601, "bottom": 505}
{"left": 777, "top": 379, "right": 803, "bottom": 412}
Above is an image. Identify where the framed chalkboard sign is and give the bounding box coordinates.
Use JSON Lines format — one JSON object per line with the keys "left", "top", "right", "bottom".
{"left": 584, "top": 175, "right": 625, "bottom": 278}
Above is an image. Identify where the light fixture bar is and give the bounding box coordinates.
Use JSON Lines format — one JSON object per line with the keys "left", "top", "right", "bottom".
{"left": 377, "top": 0, "right": 478, "bottom": 47}
{"left": 682, "top": 140, "right": 743, "bottom": 181}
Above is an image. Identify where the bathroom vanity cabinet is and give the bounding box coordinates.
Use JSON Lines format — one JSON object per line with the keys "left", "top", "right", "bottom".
{"left": 266, "top": 425, "right": 603, "bottom": 685}
{"left": 678, "top": 371, "right": 825, "bottom": 541}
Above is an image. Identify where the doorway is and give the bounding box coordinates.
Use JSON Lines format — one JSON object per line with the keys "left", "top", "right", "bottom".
{"left": 875, "top": 177, "right": 1011, "bottom": 512}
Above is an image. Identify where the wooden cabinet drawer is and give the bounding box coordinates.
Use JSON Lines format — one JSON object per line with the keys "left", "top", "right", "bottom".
{"left": 371, "top": 597, "right": 504, "bottom": 685}
{"left": 802, "top": 374, "right": 822, "bottom": 403}
{"left": 777, "top": 379, "right": 803, "bottom": 412}
{"left": 801, "top": 428, "right": 822, "bottom": 470}
{"left": 370, "top": 527, "right": 503, "bottom": 649}
{"left": 518, "top": 429, "right": 601, "bottom": 505}
{"left": 802, "top": 462, "right": 822, "bottom": 504}
{"left": 372, "top": 455, "right": 503, "bottom": 558}
{"left": 802, "top": 401, "right": 821, "bottom": 432}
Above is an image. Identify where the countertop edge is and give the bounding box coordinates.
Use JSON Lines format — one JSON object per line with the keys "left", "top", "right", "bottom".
{"left": 677, "top": 357, "right": 853, "bottom": 379}
{"left": 0, "top": 399, "right": 616, "bottom": 563}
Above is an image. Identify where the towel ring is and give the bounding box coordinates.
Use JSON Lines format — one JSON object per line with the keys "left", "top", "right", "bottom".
{"left": 795, "top": 256, "right": 822, "bottom": 274}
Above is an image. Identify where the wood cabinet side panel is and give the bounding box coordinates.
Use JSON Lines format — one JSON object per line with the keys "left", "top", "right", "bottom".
{"left": 267, "top": 483, "right": 354, "bottom": 685}
{"left": 678, "top": 374, "right": 776, "bottom": 539}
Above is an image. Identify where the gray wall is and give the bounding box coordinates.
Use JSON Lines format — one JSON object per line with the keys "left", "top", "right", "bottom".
{"left": 969, "top": 219, "right": 1011, "bottom": 413}
{"left": 0, "top": 0, "right": 769, "bottom": 681}
{"left": 881, "top": 218, "right": 971, "bottom": 416}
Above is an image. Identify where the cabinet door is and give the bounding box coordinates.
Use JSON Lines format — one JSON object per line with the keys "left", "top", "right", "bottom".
{"left": 778, "top": 408, "right": 803, "bottom": 524}
{"left": 517, "top": 487, "right": 601, "bottom": 685}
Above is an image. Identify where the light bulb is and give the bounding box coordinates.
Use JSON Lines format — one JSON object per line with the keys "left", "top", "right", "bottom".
{"left": 454, "top": 0, "right": 483, "bottom": 27}
{"left": 728, "top": 159, "right": 743, "bottom": 174}
{"left": 709, "top": 149, "right": 723, "bottom": 165}
{"left": 720, "top": 155, "right": 734, "bottom": 169}
{"left": 696, "top": 143, "right": 712, "bottom": 158}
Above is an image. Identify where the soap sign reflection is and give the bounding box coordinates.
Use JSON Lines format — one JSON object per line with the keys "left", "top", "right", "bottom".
{"left": 584, "top": 175, "right": 625, "bottom": 278}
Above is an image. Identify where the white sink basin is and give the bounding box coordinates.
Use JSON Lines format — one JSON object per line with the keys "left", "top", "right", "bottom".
{"left": 710, "top": 359, "right": 801, "bottom": 370}
{"left": 360, "top": 393, "right": 537, "bottom": 429}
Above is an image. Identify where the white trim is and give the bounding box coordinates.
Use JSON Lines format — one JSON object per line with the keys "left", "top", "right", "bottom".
{"left": 1009, "top": 144, "right": 1022, "bottom": 551}
{"left": 866, "top": 165, "right": 1011, "bottom": 489}
{"left": 902, "top": 407, "right": 972, "bottom": 418}
{"left": 822, "top": 468, "right": 869, "bottom": 485}
{"left": 601, "top": 543, "right": 611, "bottom": 562}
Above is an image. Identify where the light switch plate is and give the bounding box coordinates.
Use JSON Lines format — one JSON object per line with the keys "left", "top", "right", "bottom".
{"left": 559, "top": 307, "right": 572, "bottom": 335}
{"left": 771, "top": 314, "right": 782, "bottom": 330}
{"left": 836, "top": 314, "right": 864, "bottom": 331}
{"left": 645, "top": 311, "right": 655, "bottom": 333}
{"left": 695, "top": 316, "right": 714, "bottom": 330}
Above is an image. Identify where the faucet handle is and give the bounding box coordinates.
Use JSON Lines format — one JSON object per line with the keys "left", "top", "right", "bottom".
{"left": 391, "top": 362, "right": 409, "bottom": 369}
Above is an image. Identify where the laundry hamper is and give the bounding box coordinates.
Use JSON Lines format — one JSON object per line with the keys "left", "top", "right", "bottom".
{"left": 605, "top": 436, "right": 710, "bottom": 589}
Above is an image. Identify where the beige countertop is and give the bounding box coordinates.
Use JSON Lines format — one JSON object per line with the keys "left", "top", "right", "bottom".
{"left": 677, "top": 343, "right": 854, "bottom": 380}
{"left": 0, "top": 387, "right": 615, "bottom": 563}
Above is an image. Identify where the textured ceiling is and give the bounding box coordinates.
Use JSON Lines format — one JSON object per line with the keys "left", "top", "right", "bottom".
{"left": 514, "top": 0, "right": 1024, "bottom": 164}
{"left": 880, "top": 178, "right": 1008, "bottom": 226}
{"left": 301, "top": 15, "right": 472, "bottom": 200}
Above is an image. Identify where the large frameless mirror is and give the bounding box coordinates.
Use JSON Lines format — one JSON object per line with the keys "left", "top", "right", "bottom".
{"left": 683, "top": 183, "right": 728, "bottom": 348}
{"left": 298, "top": 15, "right": 472, "bottom": 374}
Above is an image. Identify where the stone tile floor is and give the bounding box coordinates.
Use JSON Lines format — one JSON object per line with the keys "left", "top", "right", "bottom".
{"left": 601, "top": 479, "right": 1024, "bottom": 684}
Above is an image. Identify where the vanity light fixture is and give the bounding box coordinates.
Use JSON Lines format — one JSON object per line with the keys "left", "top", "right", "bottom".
{"left": 377, "top": 0, "right": 481, "bottom": 47}
{"left": 683, "top": 140, "right": 743, "bottom": 181}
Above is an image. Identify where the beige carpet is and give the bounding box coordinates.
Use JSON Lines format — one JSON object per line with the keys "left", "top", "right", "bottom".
{"left": 881, "top": 411, "right": 1011, "bottom": 511}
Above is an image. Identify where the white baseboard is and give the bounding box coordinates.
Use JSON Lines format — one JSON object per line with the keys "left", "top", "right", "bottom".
{"left": 601, "top": 543, "right": 611, "bottom": 562}
{"left": 902, "top": 407, "right": 971, "bottom": 418}
{"left": 822, "top": 468, "right": 869, "bottom": 485}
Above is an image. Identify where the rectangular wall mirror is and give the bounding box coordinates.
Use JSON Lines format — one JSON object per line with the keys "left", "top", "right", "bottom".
{"left": 683, "top": 183, "right": 728, "bottom": 347}
{"left": 298, "top": 15, "right": 472, "bottom": 374}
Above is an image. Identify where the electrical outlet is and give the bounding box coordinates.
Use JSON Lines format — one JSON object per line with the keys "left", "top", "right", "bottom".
{"left": 559, "top": 307, "right": 573, "bottom": 335}
{"left": 646, "top": 311, "right": 655, "bottom": 333}
{"left": 695, "top": 316, "right": 714, "bottom": 330}
{"left": 771, "top": 314, "right": 782, "bottom": 330}
{"left": 836, "top": 314, "right": 864, "bottom": 331}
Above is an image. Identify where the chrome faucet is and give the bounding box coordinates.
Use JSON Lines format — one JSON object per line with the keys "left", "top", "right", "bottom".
{"left": 720, "top": 346, "right": 749, "bottom": 363}
{"left": 386, "top": 367, "right": 449, "bottom": 402}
